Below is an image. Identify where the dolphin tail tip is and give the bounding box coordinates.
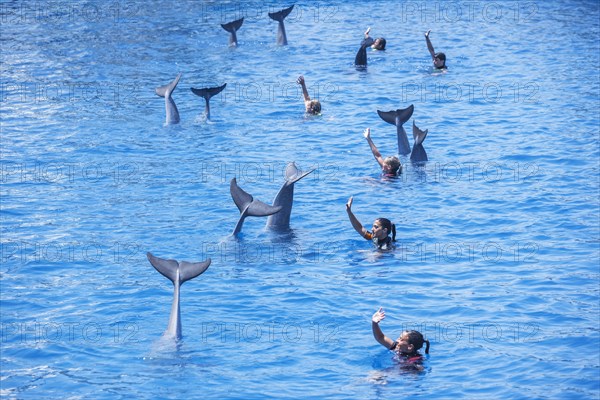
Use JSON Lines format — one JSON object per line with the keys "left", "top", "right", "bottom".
{"left": 221, "top": 18, "right": 244, "bottom": 33}
{"left": 190, "top": 83, "right": 227, "bottom": 100}
{"left": 269, "top": 4, "right": 294, "bottom": 21}
{"left": 155, "top": 74, "right": 182, "bottom": 98}
{"left": 412, "top": 121, "right": 428, "bottom": 145}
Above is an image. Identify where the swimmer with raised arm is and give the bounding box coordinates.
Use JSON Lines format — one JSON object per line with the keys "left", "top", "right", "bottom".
{"left": 346, "top": 196, "right": 396, "bottom": 250}
{"left": 363, "top": 27, "right": 386, "bottom": 50}
{"left": 355, "top": 27, "right": 386, "bottom": 67}
{"left": 372, "top": 307, "right": 430, "bottom": 366}
{"left": 425, "top": 30, "right": 447, "bottom": 70}
{"left": 363, "top": 128, "right": 401, "bottom": 176}
{"left": 297, "top": 75, "right": 321, "bottom": 115}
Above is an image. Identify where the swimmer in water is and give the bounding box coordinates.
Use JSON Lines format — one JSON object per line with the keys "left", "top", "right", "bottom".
{"left": 297, "top": 75, "right": 321, "bottom": 115}
{"left": 372, "top": 307, "right": 430, "bottom": 367}
{"left": 363, "top": 127, "right": 402, "bottom": 177}
{"left": 363, "top": 27, "right": 386, "bottom": 50}
{"left": 345, "top": 196, "right": 396, "bottom": 250}
{"left": 425, "top": 30, "right": 447, "bottom": 70}
{"left": 355, "top": 27, "right": 386, "bottom": 67}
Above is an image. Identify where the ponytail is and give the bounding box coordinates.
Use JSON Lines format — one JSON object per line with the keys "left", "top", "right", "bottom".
{"left": 424, "top": 339, "right": 430, "bottom": 354}
{"left": 376, "top": 218, "right": 396, "bottom": 241}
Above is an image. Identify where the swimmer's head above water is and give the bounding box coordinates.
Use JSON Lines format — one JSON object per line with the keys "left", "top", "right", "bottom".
{"left": 372, "top": 37, "right": 386, "bottom": 50}
{"left": 395, "top": 330, "right": 430, "bottom": 355}
{"left": 307, "top": 99, "right": 321, "bottom": 115}
{"left": 434, "top": 52, "right": 446, "bottom": 69}
{"left": 372, "top": 218, "right": 396, "bottom": 242}
{"left": 382, "top": 156, "right": 401, "bottom": 176}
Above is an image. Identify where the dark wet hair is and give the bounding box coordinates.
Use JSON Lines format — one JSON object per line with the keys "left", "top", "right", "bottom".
{"left": 376, "top": 218, "right": 396, "bottom": 241}
{"left": 405, "top": 330, "right": 430, "bottom": 354}
{"left": 383, "top": 156, "right": 401, "bottom": 175}
{"left": 374, "top": 37, "right": 386, "bottom": 50}
{"left": 309, "top": 100, "right": 321, "bottom": 114}
{"left": 434, "top": 52, "right": 446, "bottom": 63}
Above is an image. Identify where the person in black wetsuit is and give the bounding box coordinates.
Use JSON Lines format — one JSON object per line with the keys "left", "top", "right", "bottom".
{"left": 345, "top": 196, "right": 396, "bottom": 250}
{"left": 425, "top": 30, "right": 447, "bottom": 70}
{"left": 372, "top": 307, "right": 430, "bottom": 368}
{"left": 355, "top": 27, "right": 386, "bottom": 67}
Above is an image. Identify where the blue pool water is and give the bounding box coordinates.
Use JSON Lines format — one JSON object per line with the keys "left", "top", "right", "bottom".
{"left": 1, "top": 1, "right": 599, "bottom": 398}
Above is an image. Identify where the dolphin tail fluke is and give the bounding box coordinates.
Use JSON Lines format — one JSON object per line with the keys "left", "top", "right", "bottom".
{"left": 377, "top": 105, "right": 414, "bottom": 155}
{"left": 230, "top": 178, "right": 282, "bottom": 235}
{"left": 268, "top": 5, "right": 294, "bottom": 22}
{"left": 410, "top": 121, "right": 428, "bottom": 162}
{"left": 412, "top": 120, "right": 428, "bottom": 146}
{"left": 397, "top": 104, "right": 415, "bottom": 125}
{"left": 155, "top": 74, "right": 181, "bottom": 98}
{"left": 190, "top": 83, "right": 227, "bottom": 101}
{"left": 147, "top": 252, "right": 211, "bottom": 284}
{"left": 221, "top": 18, "right": 244, "bottom": 46}
{"left": 147, "top": 252, "right": 179, "bottom": 283}
{"left": 221, "top": 17, "right": 244, "bottom": 33}
{"left": 285, "top": 162, "right": 315, "bottom": 185}
{"left": 191, "top": 84, "right": 227, "bottom": 119}
{"left": 178, "top": 260, "right": 211, "bottom": 283}
{"left": 376, "top": 104, "right": 414, "bottom": 126}
{"left": 230, "top": 178, "right": 254, "bottom": 212}
{"left": 248, "top": 200, "right": 282, "bottom": 217}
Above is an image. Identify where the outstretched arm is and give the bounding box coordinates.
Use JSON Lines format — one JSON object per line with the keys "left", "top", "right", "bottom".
{"left": 346, "top": 196, "right": 368, "bottom": 238}
{"left": 297, "top": 75, "right": 311, "bottom": 102}
{"left": 425, "top": 30, "right": 436, "bottom": 60}
{"left": 363, "top": 128, "right": 384, "bottom": 168}
{"left": 372, "top": 307, "right": 396, "bottom": 349}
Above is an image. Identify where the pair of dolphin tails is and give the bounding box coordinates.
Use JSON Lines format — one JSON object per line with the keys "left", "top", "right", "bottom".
{"left": 221, "top": 18, "right": 244, "bottom": 47}
{"left": 146, "top": 252, "right": 211, "bottom": 340}
{"left": 268, "top": 5, "right": 294, "bottom": 45}
{"left": 377, "top": 105, "right": 428, "bottom": 162}
{"left": 266, "top": 162, "right": 315, "bottom": 231}
{"left": 155, "top": 73, "right": 182, "bottom": 125}
{"left": 230, "top": 178, "right": 282, "bottom": 236}
{"left": 190, "top": 83, "right": 227, "bottom": 120}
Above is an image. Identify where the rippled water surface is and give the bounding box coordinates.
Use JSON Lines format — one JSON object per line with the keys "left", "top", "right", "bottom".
{"left": 1, "top": 1, "right": 599, "bottom": 399}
